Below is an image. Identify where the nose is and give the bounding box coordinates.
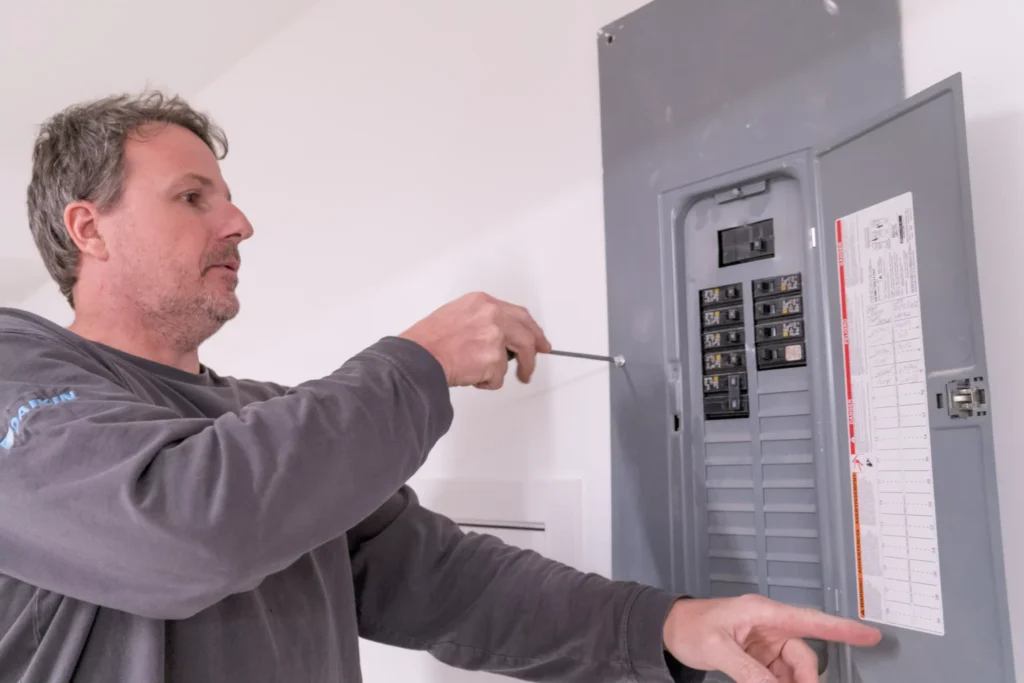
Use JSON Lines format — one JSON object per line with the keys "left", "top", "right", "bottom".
{"left": 222, "top": 202, "right": 254, "bottom": 242}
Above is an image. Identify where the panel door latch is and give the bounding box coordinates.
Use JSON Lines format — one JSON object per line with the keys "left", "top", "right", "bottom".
{"left": 943, "top": 377, "right": 988, "bottom": 419}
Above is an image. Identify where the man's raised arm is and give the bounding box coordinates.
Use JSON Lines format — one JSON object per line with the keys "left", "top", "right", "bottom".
{"left": 0, "top": 327, "right": 452, "bottom": 620}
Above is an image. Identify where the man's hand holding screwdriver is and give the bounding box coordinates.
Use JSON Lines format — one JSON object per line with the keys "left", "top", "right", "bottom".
{"left": 400, "top": 291, "right": 552, "bottom": 389}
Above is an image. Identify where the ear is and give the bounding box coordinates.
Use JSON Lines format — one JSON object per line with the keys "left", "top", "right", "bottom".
{"left": 64, "top": 201, "right": 108, "bottom": 260}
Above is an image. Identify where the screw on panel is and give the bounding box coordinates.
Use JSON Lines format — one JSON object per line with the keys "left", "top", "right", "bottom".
{"left": 824, "top": 0, "right": 839, "bottom": 15}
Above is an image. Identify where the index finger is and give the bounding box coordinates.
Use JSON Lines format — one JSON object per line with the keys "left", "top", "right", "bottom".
{"left": 771, "top": 606, "right": 882, "bottom": 647}
{"left": 504, "top": 320, "right": 540, "bottom": 383}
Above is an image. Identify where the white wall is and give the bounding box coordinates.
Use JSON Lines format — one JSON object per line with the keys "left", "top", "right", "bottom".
{"left": 10, "top": 0, "right": 1023, "bottom": 679}
{"left": 0, "top": 0, "right": 325, "bottom": 307}
{"left": 0, "top": 162, "right": 52, "bottom": 304}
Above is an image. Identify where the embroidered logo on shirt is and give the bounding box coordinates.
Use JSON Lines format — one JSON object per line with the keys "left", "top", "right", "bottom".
{"left": 0, "top": 390, "right": 78, "bottom": 450}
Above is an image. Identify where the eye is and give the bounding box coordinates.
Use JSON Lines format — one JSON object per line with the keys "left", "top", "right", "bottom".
{"left": 181, "top": 191, "right": 201, "bottom": 205}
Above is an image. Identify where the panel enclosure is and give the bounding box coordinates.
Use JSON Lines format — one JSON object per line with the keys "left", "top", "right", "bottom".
{"left": 651, "top": 72, "right": 1016, "bottom": 683}
{"left": 599, "top": 4, "right": 1013, "bottom": 681}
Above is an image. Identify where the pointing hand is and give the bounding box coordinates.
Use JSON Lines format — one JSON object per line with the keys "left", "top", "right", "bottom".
{"left": 663, "top": 595, "right": 882, "bottom": 683}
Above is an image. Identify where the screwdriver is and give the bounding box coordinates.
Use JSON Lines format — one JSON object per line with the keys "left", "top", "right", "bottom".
{"left": 507, "top": 348, "right": 626, "bottom": 368}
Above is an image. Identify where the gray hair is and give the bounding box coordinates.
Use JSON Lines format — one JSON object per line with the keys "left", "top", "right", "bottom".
{"left": 26, "top": 91, "right": 228, "bottom": 308}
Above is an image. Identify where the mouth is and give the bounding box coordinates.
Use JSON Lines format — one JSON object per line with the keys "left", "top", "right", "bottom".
{"left": 209, "top": 261, "right": 240, "bottom": 274}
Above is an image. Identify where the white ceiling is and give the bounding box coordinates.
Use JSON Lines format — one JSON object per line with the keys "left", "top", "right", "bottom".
{"left": 0, "top": 0, "right": 321, "bottom": 305}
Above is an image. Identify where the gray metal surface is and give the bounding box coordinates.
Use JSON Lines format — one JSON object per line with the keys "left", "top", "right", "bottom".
{"left": 598, "top": 0, "right": 905, "bottom": 598}
{"left": 814, "top": 74, "right": 1015, "bottom": 683}
{"left": 600, "top": 2, "right": 1014, "bottom": 682}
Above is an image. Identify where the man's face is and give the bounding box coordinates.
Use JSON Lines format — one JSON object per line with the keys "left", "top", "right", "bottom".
{"left": 93, "top": 122, "right": 253, "bottom": 343}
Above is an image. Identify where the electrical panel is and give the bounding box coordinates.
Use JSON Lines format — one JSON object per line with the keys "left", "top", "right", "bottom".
{"left": 668, "top": 80, "right": 1013, "bottom": 682}
{"left": 601, "top": 26, "right": 1017, "bottom": 682}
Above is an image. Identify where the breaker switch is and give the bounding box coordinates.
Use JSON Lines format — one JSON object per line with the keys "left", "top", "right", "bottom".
{"left": 702, "top": 327, "right": 745, "bottom": 350}
{"left": 756, "top": 341, "right": 806, "bottom": 370}
{"left": 756, "top": 319, "right": 804, "bottom": 342}
{"left": 754, "top": 295, "right": 803, "bottom": 321}
{"left": 704, "top": 350, "right": 745, "bottom": 372}
{"left": 718, "top": 218, "right": 775, "bottom": 267}
{"left": 703, "top": 373, "right": 748, "bottom": 394}
{"left": 704, "top": 393, "right": 749, "bottom": 420}
{"left": 702, "top": 305, "right": 744, "bottom": 329}
{"left": 700, "top": 283, "right": 743, "bottom": 308}
{"left": 753, "top": 273, "right": 802, "bottom": 299}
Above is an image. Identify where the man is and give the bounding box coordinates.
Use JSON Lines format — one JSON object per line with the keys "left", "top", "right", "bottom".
{"left": 0, "top": 92, "right": 880, "bottom": 683}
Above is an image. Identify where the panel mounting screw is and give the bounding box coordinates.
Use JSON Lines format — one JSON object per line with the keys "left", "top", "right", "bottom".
{"left": 824, "top": 0, "right": 839, "bottom": 15}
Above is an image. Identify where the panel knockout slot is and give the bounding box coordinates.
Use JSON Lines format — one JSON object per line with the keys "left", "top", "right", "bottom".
{"left": 945, "top": 377, "right": 988, "bottom": 419}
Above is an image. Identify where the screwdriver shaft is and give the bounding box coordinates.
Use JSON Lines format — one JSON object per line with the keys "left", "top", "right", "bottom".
{"left": 508, "top": 348, "right": 626, "bottom": 367}
{"left": 548, "top": 349, "right": 621, "bottom": 365}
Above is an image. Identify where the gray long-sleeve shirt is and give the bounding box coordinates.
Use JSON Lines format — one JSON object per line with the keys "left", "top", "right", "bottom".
{"left": 0, "top": 307, "right": 700, "bottom": 683}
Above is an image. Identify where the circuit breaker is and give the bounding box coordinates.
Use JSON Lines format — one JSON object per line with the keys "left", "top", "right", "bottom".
{"left": 599, "top": 3, "right": 1015, "bottom": 683}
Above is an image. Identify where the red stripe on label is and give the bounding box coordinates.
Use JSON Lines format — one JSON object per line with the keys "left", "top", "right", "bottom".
{"left": 836, "top": 219, "right": 855, "bottom": 456}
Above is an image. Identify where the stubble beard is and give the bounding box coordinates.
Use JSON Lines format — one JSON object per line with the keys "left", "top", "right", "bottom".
{"left": 140, "top": 277, "right": 240, "bottom": 354}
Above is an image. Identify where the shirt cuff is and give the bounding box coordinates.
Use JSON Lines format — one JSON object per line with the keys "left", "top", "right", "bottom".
{"left": 365, "top": 336, "right": 454, "bottom": 436}
{"left": 626, "top": 587, "right": 706, "bottom": 683}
